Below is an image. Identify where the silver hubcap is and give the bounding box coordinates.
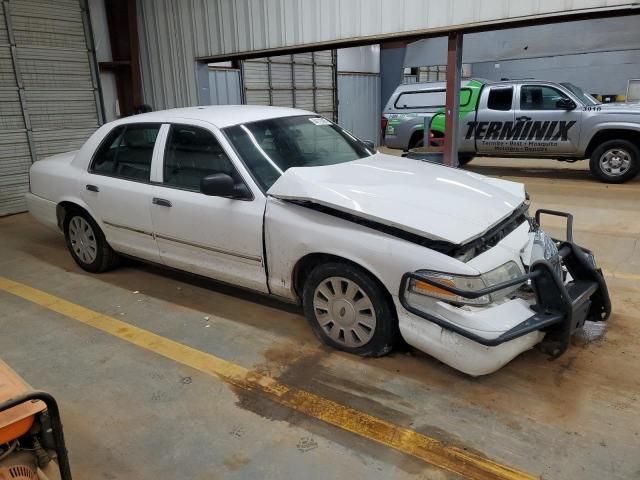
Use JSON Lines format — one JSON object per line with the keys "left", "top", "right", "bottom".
{"left": 313, "top": 276, "right": 377, "bottom": 347}
{"left": 599, "top": 148, "right": 631, "bottom": 176}
{"left": 68, "top": 216, "right": 98, "bottom": 264}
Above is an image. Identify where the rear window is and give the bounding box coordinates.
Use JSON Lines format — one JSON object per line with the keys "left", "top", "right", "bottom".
{"left": 394, "top": 88, "right": 471, "bottom": 109}
{"left": 487, "top": 87, "right": 513, "bottom": 111}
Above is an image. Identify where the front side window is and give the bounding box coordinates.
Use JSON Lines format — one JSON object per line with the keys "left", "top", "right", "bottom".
{"left": 520, "top": 85, "right": 570, "bottom": 110}
{"left": 487, "top": 87, "right": 513, "bottom": 111}
{"left": 90, "top": 124, "right": 160, "bottom": 181}
{"left": 163, "top": 125, "right": 238, "bottom": 191}
{"left": 224, "top": 116, "right": 373, "bottom": 191}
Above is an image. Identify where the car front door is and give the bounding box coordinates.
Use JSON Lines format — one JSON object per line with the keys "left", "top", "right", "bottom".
{"left": 514, "top": 84, "right": 582, "bottom": 155}
{"left": 81, "top": 123, "right": 163, "bottom": 263}
{"left": 149, "top": 121, "right": 267, "bottom": 293}
{"left": 473, "top": 85, "right": 516, "bottom": 154}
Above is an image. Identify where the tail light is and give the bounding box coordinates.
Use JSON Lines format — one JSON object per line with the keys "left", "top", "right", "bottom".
{"left": 380, "top": 117, "right": 388, "bottom": 134}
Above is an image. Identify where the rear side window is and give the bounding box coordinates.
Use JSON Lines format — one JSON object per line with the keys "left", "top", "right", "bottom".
{"left": 89, "top": 124, "right": 160, "bottom": 181}
{"left": 487, "top": 87, "right": 513, "bottom": 111}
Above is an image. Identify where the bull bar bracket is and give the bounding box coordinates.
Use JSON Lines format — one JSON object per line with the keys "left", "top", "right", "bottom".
{"left": 399, "top": 209, "right": 612, "bottom": 358}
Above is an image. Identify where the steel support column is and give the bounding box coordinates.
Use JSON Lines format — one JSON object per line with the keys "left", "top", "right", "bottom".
{"left": 443, "top": 32, "right": 463, "bottom": 167}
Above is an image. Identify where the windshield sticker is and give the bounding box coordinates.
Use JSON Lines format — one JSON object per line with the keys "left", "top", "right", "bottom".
{"left": 309, "top": 117, "right": 332, "bottom": 126}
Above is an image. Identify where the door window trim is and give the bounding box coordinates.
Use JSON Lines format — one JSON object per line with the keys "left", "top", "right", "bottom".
{"left": 486, "top": 86, "right": 514, "bottom": 111}
{"left": 518, "top": 84, "right": 572, "bottom": 111}
{"left": 87, "top": 122, "right": 164, "bottom": 185}
{"left": 155, "top": 122, "right": 255, "bottom": 201}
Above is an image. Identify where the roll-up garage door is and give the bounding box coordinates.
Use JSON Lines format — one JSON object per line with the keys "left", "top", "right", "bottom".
{"left": 242, "top": 50, "right": 337, "bottom": 121}
{"left": 0, "top": 0, "right": 102, "bottom": 216}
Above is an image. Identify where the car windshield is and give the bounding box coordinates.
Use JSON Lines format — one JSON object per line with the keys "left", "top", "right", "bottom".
{"left": 561, "top": 82, "right": 601, "bottom": 106}
{"left": 223, "top": 115, "right": 374, "bottom": 191}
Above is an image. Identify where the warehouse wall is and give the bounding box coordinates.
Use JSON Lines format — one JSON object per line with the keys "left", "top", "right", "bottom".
{"left": 136, "top": 0, "right": 638, "bottom": 110}
{"left": 337, "top": 45, "right": 381, "bottom": 145}
{"left": 0, "top": 0, "right": 102, "bottom": 216}
{"left": 472, "top": 50, "right": 640, "bottom": 96}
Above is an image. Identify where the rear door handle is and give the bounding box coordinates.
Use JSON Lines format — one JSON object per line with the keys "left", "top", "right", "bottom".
{"left": 516, "top": 116, "right": 532, "bottom": 121}
{"left": 152, "top": 197, "right": 172, "bottom": 208}
{"left": 86, "top": 184, "right": 99, "bottom": 192}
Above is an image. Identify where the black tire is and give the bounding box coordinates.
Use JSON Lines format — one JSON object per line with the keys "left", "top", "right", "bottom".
{"left": 458, "top": 155, "right": 474, "bottom": 165}
{"left": 63, "top": 209, "right": 119, "bottom": 273}
{"left": 589, "top": 139, "right": 640, "bottom": 183}
{"left": 408, "top": 132, "right": 424, "bottom": 150}
{"left": 302, "top": 262, "right": 398, "bottom": 357}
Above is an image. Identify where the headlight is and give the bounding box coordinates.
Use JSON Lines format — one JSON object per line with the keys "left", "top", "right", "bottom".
{"left": 407, "top": 261, "right": 524, "bottom": 307}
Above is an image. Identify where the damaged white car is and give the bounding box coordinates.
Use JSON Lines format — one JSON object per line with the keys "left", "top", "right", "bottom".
{"left": 26, "top": 106, "right": 611, "bottom": 375}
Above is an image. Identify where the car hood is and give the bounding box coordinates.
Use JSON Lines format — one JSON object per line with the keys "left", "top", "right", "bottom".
{"left": 267, "top": 153, "right": 525, "bottom": 245}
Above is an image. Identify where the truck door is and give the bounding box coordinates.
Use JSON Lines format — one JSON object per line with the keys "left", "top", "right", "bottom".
{"left": 514, "top": 84, "right": 582, "bottom": 155}
{"left": 472, "top": 86, "right": 515, "bottom": 154}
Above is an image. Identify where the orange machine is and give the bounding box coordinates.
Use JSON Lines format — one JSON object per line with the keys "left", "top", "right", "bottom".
{"left": 0, "top": 360, "right": 71, "bottom": 480}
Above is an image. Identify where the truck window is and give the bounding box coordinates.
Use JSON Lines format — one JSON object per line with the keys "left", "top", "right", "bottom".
{"left": 394, "top": 88, "right": 471, "bottom": 109}
{"left": 520, "top": 85, "right": 570, "bottom": 110}
{"left": 487, "top": 87, "right": 513, "bottom": 111}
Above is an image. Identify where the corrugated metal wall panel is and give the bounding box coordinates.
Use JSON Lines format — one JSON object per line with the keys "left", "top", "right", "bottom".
{"left": 137, "top": 0, "right": 637, "bottom": 110}
{"left": 208, "top": 68, "right": 242, "bottom": 104}
{"left": 242, "top": 50, "right": 336, "bottom": 120}
{"left": 0, "top": 0, "right": 101, "bottom": 216}
{"left": 337, "top": 73, "right": 381, "bottom": 146}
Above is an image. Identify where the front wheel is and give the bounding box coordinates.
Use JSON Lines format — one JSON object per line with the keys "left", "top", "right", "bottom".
{"left": 302, "top": 262, "right": 398, "bottom": 357}
{"left": 589, "top": 140, "right": 640, "bottom": 183}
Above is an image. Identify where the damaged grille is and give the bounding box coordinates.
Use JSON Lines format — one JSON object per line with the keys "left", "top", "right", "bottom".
{"left": 289, "top": 200, "right": 530, "bottom": 261}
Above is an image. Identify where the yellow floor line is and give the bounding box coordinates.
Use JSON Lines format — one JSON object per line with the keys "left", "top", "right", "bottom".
{"left": 0, "top": 276, "right": 535, "bottom": 480}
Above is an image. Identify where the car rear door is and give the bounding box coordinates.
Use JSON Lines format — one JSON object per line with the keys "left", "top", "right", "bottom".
{"left": 149, "top": 120, "right": 268, "bottom": 293}
{"left": 81, "top": 123, "right": 162, "bottom": 263}
{"left": 514, "top": 83, "right": 582, "bottom": 154}
{"left": 473, "top": 85, "right": 516, "bottom": 154}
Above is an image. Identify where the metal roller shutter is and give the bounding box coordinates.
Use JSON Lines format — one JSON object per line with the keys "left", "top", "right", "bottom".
{"left": 0, "top": 0, "right": 102, "bottom": 216}
{"left": 241, "top": 50, "right": 337, "bottom": 121}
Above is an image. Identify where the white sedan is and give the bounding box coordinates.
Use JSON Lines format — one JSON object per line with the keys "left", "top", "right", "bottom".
{"left": 26, "top": 106, "right": 610, "bottom": 375}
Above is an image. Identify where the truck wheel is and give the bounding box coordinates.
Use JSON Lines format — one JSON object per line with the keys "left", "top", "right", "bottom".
{"left": 458, "top": 155, "right": 474, "bottom": 165}
{"left": 589, "top": 140, "right": 640, "bottom": 183}
{"left": 302, "top": 262, "right": 398, "bottom": 357}
{"left": 64, "top": 209, "right": 119, "bottom": 273}
{"left": 408, "top": 133, "right": 424, "bottom": 150}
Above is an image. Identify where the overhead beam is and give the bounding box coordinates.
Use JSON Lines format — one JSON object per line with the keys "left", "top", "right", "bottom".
{"left": 195, "top": 6, "right": 639, "bottom": 63}
{"left": 443, "top": 32, "right": 463, "bottom": 168}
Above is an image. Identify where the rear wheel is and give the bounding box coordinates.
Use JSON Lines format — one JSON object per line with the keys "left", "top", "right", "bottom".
{"left": 302, "top": 262, "right": 397, "bottom": 357}
{"left": 589, "top": 139, "right": 640, "bottom": 183}
{"left": 64, "top": 209, "right": 119, "bottom": 273}
{"left": 458, "top": 155, "right": 474, "bottom": 166}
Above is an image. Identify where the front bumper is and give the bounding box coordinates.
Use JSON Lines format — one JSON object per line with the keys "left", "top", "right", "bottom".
{"left": 398, "top": 209, "right": 611, "bottom": 372}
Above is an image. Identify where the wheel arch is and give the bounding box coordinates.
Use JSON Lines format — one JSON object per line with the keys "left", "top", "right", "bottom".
{"left": 584, "top": 128, "right": 640, "bottom": 159}
{"left": 56, "top": 198, "right": 95, "bottom": 231}
{"left": 292, "top": 252, "right": 397, "bottom": 315}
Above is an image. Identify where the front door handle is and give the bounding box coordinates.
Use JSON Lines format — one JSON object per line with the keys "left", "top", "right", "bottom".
{"left": 516, "top": 116, "right": 532, "bottom": 122}
{"left": 152, "top": 197, "right": 172, "bottom": 208}
{"left": 86, "top": 184, "right": 99, "bottom": 193}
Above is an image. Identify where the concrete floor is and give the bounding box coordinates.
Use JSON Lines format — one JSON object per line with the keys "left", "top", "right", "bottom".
{"left": 1, "top": 156, "right": 639, "bottom": 479}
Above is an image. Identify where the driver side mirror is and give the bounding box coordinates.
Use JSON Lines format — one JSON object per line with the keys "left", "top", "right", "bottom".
{"left": 556, "top": 98, "right": 577, "bottom": 110}
{"left": 362, "top": 140, "right": 376, "bottom": 150}
{"left": 200, "top": 173, "right": 249, "bottom": 199}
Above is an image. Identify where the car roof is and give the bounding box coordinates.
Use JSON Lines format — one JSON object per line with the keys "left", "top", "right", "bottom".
{"left": 114, "top": 105, "right": 316, "bottom": 129}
